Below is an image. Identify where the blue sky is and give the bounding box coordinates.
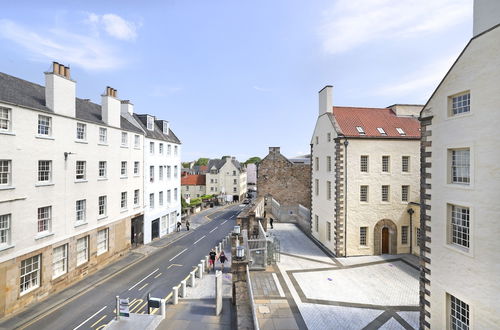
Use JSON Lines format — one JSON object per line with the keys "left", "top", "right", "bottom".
{"left": 0, "top": 0, "right": 473, "bottom": 161}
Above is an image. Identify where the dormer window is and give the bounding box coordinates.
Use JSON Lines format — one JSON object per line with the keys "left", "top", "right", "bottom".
{"left": 163, "top": 121, "right": 169, "bottom": 134}
{"left": 377, "top": 127, "right": 387, "bottom": 136}
{"left": 396, "top": 127, "right": 406, "bottom": 135}
{"left": 356, "top": 126, "right": 365, "bottom": 135}
{"left": 147, "top": 116, "right": 154, "bottom": 131}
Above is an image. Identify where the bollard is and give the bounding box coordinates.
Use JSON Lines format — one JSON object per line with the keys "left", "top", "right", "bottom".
{"left": 160, "top": 299, "right": 166, "bottom": 320}
{"left": 190, "top": 271, "right": 196, "bottom": 287}
{"left": 116, "top": 296, "right": 120, "bottom": 320}
{"left": 215, "top": 270, "right": 222, "bottom": 316}
{"left": 205, "top": 256, "right": 209, "bottom": 272}
{"left": 172, "top": 286, "right": 179, "bottom": 304}
{"left": 180, "top": 280, "right": 187, "bottom": 298}
{"left": 219, "top": 242, "right": 222, "bottom": 252}
{"left": 198, "top": 264, "right": 203, "bottom": 279}
{"left": 215, "top": 245, "right": 219, "bottom": 254}
{"left": 200, "top": 259, "right": 205, "bottom": 273}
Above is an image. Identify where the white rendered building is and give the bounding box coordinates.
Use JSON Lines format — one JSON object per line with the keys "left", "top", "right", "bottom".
{"left": 132, "top": 114, "right": 181, "bottom": 243}
{"left": 419, "top": 1, "right": 500, "bottom": 328}
{"left": 0, "top": 63, "right": 144, "bottom": 317}
{"left": 206, "top": 157, "right": 247, "bottom": 202}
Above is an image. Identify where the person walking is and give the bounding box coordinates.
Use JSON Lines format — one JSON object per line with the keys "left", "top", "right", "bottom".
{"left": 219, "top": 251, "right": 227, "bottom": 272}
{"left": 209, "top": 249, "right": 217, "bottom": 272}
{"left": 186, "top": 219, "right": 190, "bottom": 231}
{"left": 270, "top": 217, "right": 274, "bottom": 229}
{"left": 176, "top": 221, "right": 181, "bottom": 232}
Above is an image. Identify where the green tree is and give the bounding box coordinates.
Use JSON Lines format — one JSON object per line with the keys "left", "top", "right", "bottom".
{"left": 244, "top": 156, "right": 261, "bottom": 164}
{"left": 181, "top": 162, "right": 191, "bottom": 168}
{"left": 194, "top": 158, "right": 209, "bottom": 166}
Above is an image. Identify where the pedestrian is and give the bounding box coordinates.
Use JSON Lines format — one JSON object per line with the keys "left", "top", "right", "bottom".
{"left": 209, "top": 248, "right": 217, "bottom": 272}
{"left": 270, "top": 217, "right": 274, "bottom": 229}
{"left": 177, "top": 221, "right": 181, "bottom": 232}
{"left": 186, "top": 219, "right": 190, "bottom": 231}
{"left": 219, "top": 251, "right": 227, "bottom": 272}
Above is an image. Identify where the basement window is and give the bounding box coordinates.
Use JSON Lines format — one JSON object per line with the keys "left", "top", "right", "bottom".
{"left": 356, "top": 126, "right": 365, "bottom": 135}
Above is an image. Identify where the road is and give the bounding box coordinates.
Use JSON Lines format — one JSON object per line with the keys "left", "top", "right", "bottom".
{"left": 21, "top": 205, "right": 241, "bottom": 330}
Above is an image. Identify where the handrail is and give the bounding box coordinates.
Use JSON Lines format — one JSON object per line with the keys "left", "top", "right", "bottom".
{"left": 246, "top": 265, "right": 260, "bottom": 330}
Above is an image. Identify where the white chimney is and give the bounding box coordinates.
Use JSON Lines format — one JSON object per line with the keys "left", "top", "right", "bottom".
{"left": 318, "top": 85, "right": 333, "bottom": 116}
{"left": 101, "top": 87, "right": 121, "bottom": 128}
{"left": 473, "top": 0, "right": 500, "bottom": 37}
{"left": 120, "top": 100, "right": 134, "bottom": 116}
{"left": 45, "top": 62, "right": 76, "bottom": 117}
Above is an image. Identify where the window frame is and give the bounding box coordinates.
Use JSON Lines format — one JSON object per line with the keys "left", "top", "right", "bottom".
{"left": 0, "top": 160, "right": 12, "bottom": 186}
{"left": 381, "top": 185, "right": 390, "bottom": 202}
{"left": 0, "top": 106, "right": 11, "bottom": 132}
{"left": 99, "top": 127, "right": 107, "bottom": 144}
{"left": 134, "top": 189, "right": 140, "bottom": 206}
{"left": 76, "top": 122, "right": 87, "bottom": 141}
{"left": 134, "top": 134, "right": 140, "bottom": 148}
{"left": 448, "top": 203, "right": 470, "bottom": 251}
{"left": 360, "top": 227, "right": 367, "bottom": 246}
{"left": 37, "top": 160, "right": 52, "bottom": 183}
{"left": 75, "top": 161, "right": 86, "bottom": 181}
{"left": 401, "top": 185, "right": 409, "bottom": 202}
{"left": 0, "top": 213, "right": 11, "bottom": 247}
{"left": 401, "top": 226, "right": 409, "bottom": 245}
{"left": 449, "top": 148, "right": 470, "bottom": 185}
{"left": 360, "top": 155, "right": 368, "bottom": 173}
{"left": 20, "top": 254, "right": 41, "bottom": 295}
{"left": 327, "top": 156, "right": 332, "bottom": 172}
{"left": 449, "top": 91, "right": 471, "bottom": 116}
{"left": 360, "top": 185, "right": 368, "bottom": 202}
{"left": 149, "top": 193, "right": 155, "bottom": 209}
{"left": 382, "top": 155, "right": 390, "bottom": 173}
{"left": 97, "top": 228, "right": 109, "bottom": 255}
{"left": 98, "top": 195, "right": 107, "bottom": 217}
{"left": 98, "top": 161, "right": 107, "bottom": 179}
{"left": 37, "top": 206, "right": 52, "bottom": 234}
{"left": 121, "top": 161, "right": 127, "bottom": 178}
{"left": 76, "top": 236, "right": 89, "bottom": 266}
{"left": 121, "top": 132, "right": 128, "bottom": 147}
{"left": 37, "top": 115, "right": 52, "bottom": 136}
{"left": 76, "top": 199, "right": 86, "bottom": 224}
{"left": 52, "top": 244, "right": 68, "bottom": 279}
{"left": 121, "top": 192, "right": 128, "bottom": 210}
{"left": 134, "top": 161, "right": 140, "bottom": 176}
{"left": 402, "top": 156, "right": 410, "bottom": 173}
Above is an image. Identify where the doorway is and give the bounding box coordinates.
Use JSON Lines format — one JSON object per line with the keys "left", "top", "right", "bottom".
{"left": 382, "top": 227, "right": 389, "bottom": 254}
{"left": 131, "top": 215, "right": 144, "bottom": 246}
{"left": 152, "top": 218, "right": 160, "bottom": 240}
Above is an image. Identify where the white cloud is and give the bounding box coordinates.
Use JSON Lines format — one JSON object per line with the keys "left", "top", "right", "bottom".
{"left": 320, "top": 0, "right": 471, "bottom": 54}
{"left": 84, "top": 13, "right": 140, "bottom": 41}
{"left": 0, "top": 19, "right": 126, "bottom": 70}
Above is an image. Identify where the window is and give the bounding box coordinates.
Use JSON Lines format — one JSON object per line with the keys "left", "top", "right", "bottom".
{"left": 20, "top": 255, "right": 41, "bottom": 294}
{"left": 38, "top": 160, "right": 52, "bottom": 183}
{"left": 134, "top": 161, "right": 139, "bottom": 175}
{"left": 159, "top": 166, "right": 164, "bottom": 180}
{"left": 121, "top": 192, "right": 127, "bottom": 209}
{"left": 396, "top": 127, "right": 406, "bottom": 136}
{"left": 97, "top": 228, "right": 109, "bottom": 255}
{"left": 76, "top": 123, "right": 86, "bottom": 140}
{"left": 360, "top": 155, "right": 368, "bottom": 172}
{"left": 327, "top": 132, "right": 331, "bottom": 142}
{"left": 450, "top": 149, "right": 470, "bottom": 184}
{"left": 401, "top": 226, "right": 408, "bottom": 245}
{"left": 326, "top": 181, "right": 332, "bottom": 200}
{"left": 174, "top": 188, "right": 178, "bottom": 201}
{"left": 315, "top": 215, "right": 319, "bottom": 232}
{"left": 99, "top": 161, "right": 107, "bottom": 178}
{"left": 159, "top": 143, "right": 164, "bottom": 154}
{"left": 37, "top": 206, "right": 51, "bottom": 233}
{"left": 0, "top": 107, "right": 11, "bottom": 131}
{"left": 121, "top": 132, "right": 128, "bottom": 146}
{"left": 98, "top": 196, "right": 107, "bottom": 216}
{"left": 360, "top": 185, "right": 368, "bottom": 202}
{"left": 150, "top": 193, "right": 154, "bottom": 208}
{"left": 402, "top": 185, "right": 409, "bottom": 202}
{"left": 52, "top": 244, "right": 68, "bottom": 279}
{"left": 76, "top": 236, "right": 89, "bottom": 266}
{"left": 163, "top": 122, "right": 169, "bottom": 134}
{"left": 121, "top": 161, "right": 127, "bottom": 177}
{"left": 315, "top": 157, "right": 319, "bottom": 171}
{"left": 232, "top": 170, "right": 236, "bottom": 176}
{"left": 37, "top": 115, "right": 51, "bottom": 136}
{"left": 76, "top": 161, "right": 86, "bottom": 180}
{"left": 150, "top": 166, "right": 154, "bottom": 182}
{"left": 167, "top": 166, "right": 171, "bottom": 179}
{"left": 451, "top": 92, "right": 470, "bottom": 115}
{"left": 402, "top": 156, "right": 410, "bottom": 172}
{"left": 159, "top": 191, "right": 164, "bottom": 206}
{"left": 382, "top": 185, "right": 390, "bottom": 202}
{"left": 233, "top": 187, "right": 237, "bottom": 193}
{"left": 147, "top": 116, "right": 154, "bottom": 130}
{"left": 76, "top": 200, "right": 86, "bottom": 223}
{"left": 449, "top": 294, "right": 469, "bottom": 330}
{"left": 356, "top": 126, "right": 365, "bottom": 135}
{"left": 167, "top": 144, "right": 172, "bottom": 155}
{"left": 0, "top": 160, "right": 11, "bottom": 185}
{"left": 134, "top": 135, "right": 140, "bottom": 148}
{"left": 174, "top": 146, "right": 178, "bottom": 156}
{"left": 360, "top": 227, "right": 367, "bottom": 246}
{"left": 416, "top": 228, "right": 421, "bottom": 246}
{"left": 449, "top": 204, "right": 470, "bottom": 249}
{"left": 327, "top": 222, "right": 331, "bottom": 241}
{"left": 167, "top": 190, "right": 171, "bottom": 203}
{"left": 382, "top": 156, "right": 390, "bottom": 172}
{"left": 174, "top": 166, "right": 178, "bottom": 178}
{"left": 327, "top": 156, "right": 332, "bottom": 172}
{"left": 134, "top": 189, "right": 140, "bottom": 206}
{"left": 150, "top": 142, "right": 154, "bottom": 154}
{"left": 0, "top": 214, "right": 11, "bottom": 246}
{"left": 99, "top": 127, "right": 107, "bottom": 144}
{"left": 315, "top": 179, "right": 319, "bottom": 196}
{"left": 377, "top": 127, "right": 386, "bottom": 136}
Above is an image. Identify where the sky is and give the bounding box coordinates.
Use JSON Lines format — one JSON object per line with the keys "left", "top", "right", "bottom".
{"left": 0, "top": 0, "right": 473, "bottom": 162}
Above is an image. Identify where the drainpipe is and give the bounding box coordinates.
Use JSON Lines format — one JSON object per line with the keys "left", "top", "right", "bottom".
{"left": 407, "top": 208, "right": 415, "bottom": 255}
{"left": 343, "top": 139, "right": 349, "bottom": 257}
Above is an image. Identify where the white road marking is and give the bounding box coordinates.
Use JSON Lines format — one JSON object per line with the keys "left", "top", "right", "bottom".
{"left": 221, "top": 220, "right": 228, "bottom": 225}
{"left": 194, "top": 235, "right": 206, "bottom": 244}
{"left": 209, "top": 226, "right": 218, "bottom": 233}
{"left": 128, "top": 268, "right": 159, "bottom": 291}
{"left": 72, "top": 305, "right": 107, "bottom": 330}
{"left": 169, "top": 248, "right": 187, "bottom": 262}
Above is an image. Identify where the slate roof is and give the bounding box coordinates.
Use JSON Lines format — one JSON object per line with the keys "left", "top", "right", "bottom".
{"left": 0, "top": 72, "right": 143, "bottom": 134}
{"left": 207, "top": 158, "right": 242, "bottom": 171}
{"left": 332, "top": 106, "right": 420, "bottom": 138}
{"left": 181, "top": 174, "right": 206, "bottom": 186}
{"left": 133, "top": 114, "right": 181, "bottom": 144}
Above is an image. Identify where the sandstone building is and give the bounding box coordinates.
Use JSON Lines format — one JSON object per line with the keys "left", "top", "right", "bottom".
{"left": 181, "top": 174, "right": 207, "bottom": 199}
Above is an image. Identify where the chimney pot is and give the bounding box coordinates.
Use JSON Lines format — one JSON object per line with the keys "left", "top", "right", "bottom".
{"left": 58, "top": 64, "right": 65, "bottom": 76}
{"left": 52, "top": 62, "right": 60, "bottom": 74}
{"left": 64, "top": 66, "right": 70, "bottom": 79}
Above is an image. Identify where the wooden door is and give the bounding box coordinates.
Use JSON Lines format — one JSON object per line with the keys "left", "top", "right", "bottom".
{"left": 382, "top": 227, "right": 389, "bottom": 254}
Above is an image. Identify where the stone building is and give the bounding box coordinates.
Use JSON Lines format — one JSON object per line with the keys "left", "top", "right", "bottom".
{"left": 419, "top": 1, "right": 500, "bottom": 328}
{"left": 181, "top": 174, "right": 206, "bottom": 199}
{"left": 257, "top": 147, "right": 311, "bottom": 210}
{"left": 205, "top": 157, "right": 247, "bottom": 202}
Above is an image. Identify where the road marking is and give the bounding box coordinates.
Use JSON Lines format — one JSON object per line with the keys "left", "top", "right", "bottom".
{"left": 96, "top": 325, "right": 106, "bottom": 330}
{"left": 151, "top": 308, "right": 159, "bottom": 315}
{"left": 167, "top": 263, "right": 182, "bottom": 269}
{"left": 91, "top": 315, "right": 107, "bottom": 328}
{"left": 138, "top": 283, "right": 149, "bottom": 291}
{"left": 221, "top": 220, "right": 227, "bottom": 224}
{"left": 128, "top": 268, "right": 159, "bottom": 290}
{"left": 193, "top": 235, "right": 206, "bottom": 244}
{"left": 72, "top": 305, "right": 107, "bottom": 330}
{"left": 130, "top": 300, "right": 145, "bottom": 313}
{"left": 154, "top": 272, "right": 162, "bottom": 279}
{"left": 272, "top": 273, "right": 286, "bottom": 298}
{"left": 209, "top": 226, "right": 218, "bottom": 233}
{"left": 169, "top": 248, "right": 187, "bottom": 262}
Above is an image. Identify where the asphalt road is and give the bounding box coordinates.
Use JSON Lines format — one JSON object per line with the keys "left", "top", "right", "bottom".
{"left": 22, "top": 205, "right": 241, "bottom": 330}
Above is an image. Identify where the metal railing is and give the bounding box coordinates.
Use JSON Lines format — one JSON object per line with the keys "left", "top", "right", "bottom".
{"left": 246, "top": 265, "right": 260, "bottom": 330}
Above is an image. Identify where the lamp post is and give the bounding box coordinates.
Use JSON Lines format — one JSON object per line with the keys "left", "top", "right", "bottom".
{"left": 407, "top": 208, "right": 415, "bottom": 254}
{"left": 235, "top": 246, "right": 245, "bottom": 260}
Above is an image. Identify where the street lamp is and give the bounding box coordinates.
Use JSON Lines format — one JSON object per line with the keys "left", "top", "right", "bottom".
{"left": 407, "top": 208, "right": 415, "bottom": 254}
{"left": 233, "top": 225, "right": 241, "bottom": 235}
{"left": 235, "top": 246, "right": 245, "bottom": 260}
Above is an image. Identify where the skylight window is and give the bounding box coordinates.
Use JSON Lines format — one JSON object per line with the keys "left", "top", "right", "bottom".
{"left": 377, "top": 127, "right": 387, "bottom": 135}
{"left": 396, "top": 127, "right": 406, "bottom": 135}
{"left": 356, "top": 126, "right": 365, "bottom": 135}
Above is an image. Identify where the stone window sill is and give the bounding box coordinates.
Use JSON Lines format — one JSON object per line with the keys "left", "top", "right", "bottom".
{"left": 35, "top": 135, "right": 54, "bottom": 140}
{"left": 98, "top": 143, "right": 108, "bottom": 146}
{"left": 97, "top": 178, "right": 108, "bottom": 181}
{"left": 35, "top": 182, "right": 54, "bottom": 187}
{"left": 75, "top": 179, "right": 88, "bottom": 183}
{"left": 0, "top": 131, "right": 15, "bottom": 136}
{"left": 75, "top": 221, "right": 88, "bottom": 228}
{"left": 98, "top": 215, "right": 108, "bottom": 221}
{"left": 0, "top": 186, "right": 15, "bottom": 191}
{"left": 35, "top": 232, "right": 54, "bottom": 240}
{"left": 0, "top": 244, "right": 15, "bottom": 252}
{"left": 75, "top": 140, "right": 88, "bottom": 144}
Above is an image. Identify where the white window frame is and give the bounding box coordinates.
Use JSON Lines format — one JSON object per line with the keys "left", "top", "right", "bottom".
{"left": 98, "top": 195, "right": 107, "bottom": 217}
{"left": 315, "top": 179, "right": 319, "bottom": 196}
{"left": 0, "top": 214, "right": 11, "bottom": 247}
{"left": 76, "top": 122, "right": 86, "bottom": 141}
{"left": 134, "top": 161, "right": 139, "bottom": 176}
{"left": 174, "top": 145, "right": 178, "bottom": 156}
{"left": 167, "top": 166, "right": 171, "bottom": 179}
{"left": 159, "top": 166, "right": 164, "bottom": 180}
{"left": 0, "top": 160, "right": 12, "bottom": 186}
{"left": 167, "top": 190, "right": 171, "bottom": 203}
{"left": 0, "top": 107, "right": 11, "bottom": 132}
{"left": 314, "top": 215, "right": 319, "bottom": 232}
{"left": 174, "top": 166, "right": 178, "bottom": 178}
{"left": 377, "top": 127, "right": 386, "bottom": 136}
{"left": 99, "top": 161, "right": 107, "bottom": 179}
{"left": 150, "top": 166, "right": 154, "bottom": 182}
{"left": 174, "top": 188, "right": 178, "bottom": 201}
{"left": 315, "top": 157, "right": 319, "bottom": 171}
{"left": 326, "top": 181, "right": 332, "bottom": 200}
{"left": 150, "top": 193, "right": 155, "bottom": 209}
{"left": 121, "top": 132, "right": 128, "bottom": 147}
{"left": 134, "top": 189, "right": 140, "bottom": 206}
{"left": 37, "top": 115, "right": 52, "bottom": 136}
{"left": 99, "top": 127, "right": 107, "bottom": 144}
{"left": 52, "top": 244, "right": 68, "bottom": 279}
{"left": 167, "top": 144, "right": 172, "bottom": 155}
{"left": 121, "top": 192, "right": 127, "bottom": 210}
{"left": 327, "top": 222, "right": 331, "bottom": 241}
{"left": 381, "top": 185, "right": 390, "bottom": 202}
{"left": 121, "top": 161, "right": 127, "bottom": 178}
{"left": 147, "top": 116, "right": 154, "bottom": 131}
{"left": 134, "top": 135, "right": 140, "bottom": 148}
{"left": 37, "top": 160, "right": 52, "bottom": 183}
{"left": 163, "top": 122, "right": 169, "bottom": 134}
{"left": 449, "top": 148, "right": 470, "bottom": 184}
{"left": 450, "top": 91, "right": 470, "bottom": 116}
{"left": 97, "top": 228, "right": 109, "bottom": 255}
{"left": 449, "top": 294, "right": 470, "bottom": 329}
{"left": 76, "top": 236, "right": 89, "bottom": 266}
{"left": 396, "top": 127, "right": 405, "bottom": 136}
{"left": 401, "top": 226, "right": 409, "bottom": 245}
{"left": 76, "top": 199, "right": 86, "bottom": 224}
{"left": 448, "top": 204, "right": 470, "bottom": 250}
{"left": 402, "top": 185, "right": 409, "bottom": 202}
{"left": 159, "top": 191, "right": 164, "bottom": 206}
{"left": 20, "top": 255, "right": 41, "bottom": 294}
{"left": 76, "top": 161, "right": 86, "bottom": 180}
{"left": 159, "top": 143, "right": 164, "bottom": 154}
{"left": 37, "top": 206, "right": 51, "bottom": 234}
{"left": 356, "top": 126, "right": 365, "bottom": 135}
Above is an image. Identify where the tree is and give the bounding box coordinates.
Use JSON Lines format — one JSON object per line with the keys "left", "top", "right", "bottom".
{"left": 244, "top": 156, "right": 261, "bottom": 164}
{"left": 194, "top": 158, "right": 209, "bottom": 166}
{"left": 181, "top": 162, "right": 191, "bottom": 168}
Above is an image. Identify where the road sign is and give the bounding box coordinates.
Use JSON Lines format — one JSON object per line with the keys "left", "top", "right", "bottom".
{"left": 119, "top": 298, "right": 130, "bottom": 317}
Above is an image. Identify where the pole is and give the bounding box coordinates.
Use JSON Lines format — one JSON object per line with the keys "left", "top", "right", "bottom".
{"left": 116, "top": 296, "right": 120, "bottom": 320}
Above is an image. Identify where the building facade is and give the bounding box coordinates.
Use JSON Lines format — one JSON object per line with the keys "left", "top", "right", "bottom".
{"left": 311, "top": 86, "right": 421, "bottom": 257}
{"left": 205, "top": 157, "right": 247, "bottom": 201}
{"left": 181, "top": 174, "right": 206, "bottom": 200}
{"left": 132, "top": 114, "right": 181, "bottom": 244}
{"left": 0, "top": 63, "right": 144, "bottom": 316}
{"left": 419, "top": 1, "right": 500, "bottom": 328}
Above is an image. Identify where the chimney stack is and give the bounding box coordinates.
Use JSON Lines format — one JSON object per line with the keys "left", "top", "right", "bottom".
{"left": 120, "top": 100, "right": 134, "bottom": 116}
{"left": 473, "top": 0, "right": 500, "bottom": 36}
{"left": 45, "top": 61, "right": 75, "bottom": 117}
{"left": 102, "top": 86, "right": 121, "bottom": 127}
{"left": 318, "top": 85, "right": 333, "bottom": 116}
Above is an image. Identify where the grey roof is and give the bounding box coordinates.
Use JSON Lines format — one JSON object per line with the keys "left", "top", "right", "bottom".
{"left": 133, "top": 114, "right": 181, "bottom": 144}
{"left": 0, "top": 72, "right": 143, "bottom": 134}
{"left": 207, "top": 158, "right": 242, "bottom": 171}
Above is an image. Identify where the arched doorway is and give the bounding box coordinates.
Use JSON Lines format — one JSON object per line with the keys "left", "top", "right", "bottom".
{"left": 374, "top": 219, "right": 397, "bottom": 255}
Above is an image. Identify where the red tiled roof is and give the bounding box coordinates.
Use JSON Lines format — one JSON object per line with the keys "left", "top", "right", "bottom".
{"left": 332, "top": 106, "right": 420, "bottom": 138}
{"left": 199, "top": 165, "right": 208, "bottom": 172}
{"left": 181, "top": 174, "right": 206, "bottom": 185}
